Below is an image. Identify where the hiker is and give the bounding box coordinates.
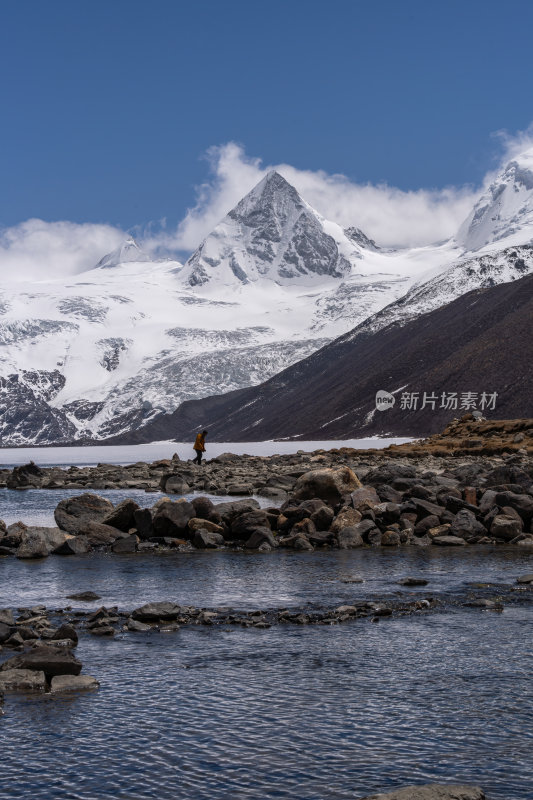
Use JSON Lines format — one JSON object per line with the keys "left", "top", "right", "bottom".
{"left": 193, "top": 430, "right": 208, "bottom": 464}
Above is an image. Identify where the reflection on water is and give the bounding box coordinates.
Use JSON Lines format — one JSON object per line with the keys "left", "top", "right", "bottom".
{"left": 1, "top": 607, "right": 532, "bottom": 800}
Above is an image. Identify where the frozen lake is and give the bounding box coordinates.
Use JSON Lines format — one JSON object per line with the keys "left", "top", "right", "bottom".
{"left": 0, "top": 438, "right": 413, "bottom": 470}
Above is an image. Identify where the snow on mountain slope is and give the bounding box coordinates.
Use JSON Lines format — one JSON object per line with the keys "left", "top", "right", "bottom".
{"left": 3, "top": 148, "right": 533, "bottom": 446}
{"left": 2, "top": 171, "right": 430, "bottom": 445}
{"left": 457, "top": 145, "right": 533, "bottom": 250}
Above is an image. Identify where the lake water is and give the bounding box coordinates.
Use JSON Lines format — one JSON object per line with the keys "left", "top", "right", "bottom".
{"left": 1, "top": 443, "right": 532, "bottom": 800}
{"left": 0, "top": 548, "right": 532, "bottom": 800}
{"left": 0, "top": 438, "right": 413, "bottom": 469}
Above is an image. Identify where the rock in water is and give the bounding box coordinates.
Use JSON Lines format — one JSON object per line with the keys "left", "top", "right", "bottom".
{"left": 0, "top": 645, "right": 82, "bottom": 682}
{"left": 292, "top": 466, "right": 362, "bottom": 504}
{"left": 50, "top": 675, "right": 99, "bottom": 693}
{"left": 358, "top": 785, "right": 485, "bottom": 800}
{"left": 54, "top": 494, "right": 114, "bottom": 535}
{"left": 0, "top": 669, "right": 47, "bottom": 693}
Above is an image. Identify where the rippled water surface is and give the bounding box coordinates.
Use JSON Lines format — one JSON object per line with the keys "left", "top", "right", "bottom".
{"left": 1, "top": 605, "right": 532, "bottom": 800}
{"left": 1, "top": 548, "right": 533, "bottom": 800}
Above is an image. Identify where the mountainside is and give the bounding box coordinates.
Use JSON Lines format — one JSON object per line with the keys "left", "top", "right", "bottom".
{"left": 113, "top": 272, "right": 533, "bottom": 443}
{"left": 3, "top": 148, "right": 533, "bottom": 446}
{"left": 1, "top": 174, "right": 424, "bottom": 446}
{"left": 457, "top": 147, "right": 533, "bottom": 250}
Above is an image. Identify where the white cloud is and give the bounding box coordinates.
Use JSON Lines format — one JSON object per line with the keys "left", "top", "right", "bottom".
{"left": 162, "top": 142, "right": 484, "bottom": 250}
{"left": 2, "top": 129, "right": 532, "bottom": 281}
{"left": 0, "top": 219, "right": 126, "bottom": 282}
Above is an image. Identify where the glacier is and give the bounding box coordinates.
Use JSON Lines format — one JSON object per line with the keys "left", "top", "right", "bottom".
{"left": 1, "top": 147, "right": 533, "bottom": 446}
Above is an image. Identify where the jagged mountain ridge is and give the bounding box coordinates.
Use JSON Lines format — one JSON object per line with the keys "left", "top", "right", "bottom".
{"left": 3, "top": 148, "right": 533, "bottom": 446}
{"left": 1, "top": 174, "right": 418, "bottom": 446}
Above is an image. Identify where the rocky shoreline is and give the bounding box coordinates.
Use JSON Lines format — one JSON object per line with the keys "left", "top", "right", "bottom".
{"left": 1, "top": 441, "right": 533, "bottom": 556}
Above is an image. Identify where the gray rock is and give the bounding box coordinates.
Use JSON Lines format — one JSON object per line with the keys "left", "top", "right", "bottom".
{"left": 131, "top": 602, "right": 183, "bottom": 621}
{"left": 490, "top": 514, "right": 523, "bottom": 541}
{"left": 358, "top": 783, "right": 485, "bottom": 800}
{"left": 66, "top": 591, "right": 102, "bottom": 601}
{"left": 293, "top": 466, "right": 362, "bottom": 504}
{"left": 244, "top": 527, "right": 277, "bottom": 549}
{"left": 432, "top": 535, "right": 467, "bottom": 546}
{"left": 15, "top": 532, "right": 49, "bottom": 559}
{"left": 126, "top": 618, "right": 152, "bottom": 632}
{"left": 516, "top": 573, "right": 533, "bottom": 584}
{"left": 152, "top": 501, "right": 195, "bottom": 538}
{"left": 50, "top": 674, "right": 99, "bottom": 692}
{"left": 0, "top": 645, "right": 82, "bottom": 681}
{"left": 0, "top": 609, "right": 15, "bottom": 626}
{"left": 112, "top": 534, "right": 139, "bottom": 553}
{"left": 336, "top": 527, "right": 364, "bottom": 549}
{"left": 231, "top": 510, "right": 271, "bottom": 540}
{"left": 54, "top": 493, "right": 114, "bottom": 535}
{"left": 192, "top": 530, "right": 224, "bottom": 548}
{"left": 101, "top": 499, "right": 140, "bottom": 531}
{"left": 0, "top": 668, "right": 47, "bottom": 693}
{"left": 54, "top": 535, "right": 91, "bottom": 555}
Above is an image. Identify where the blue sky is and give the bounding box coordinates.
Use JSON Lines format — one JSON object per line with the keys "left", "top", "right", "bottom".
{"left": 1, "top": 0, "right": 533, "bottom": 264}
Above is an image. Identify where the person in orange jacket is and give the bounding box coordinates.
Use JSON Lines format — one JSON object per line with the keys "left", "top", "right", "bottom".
{"left": 193, "top": 430, "right": 208, "bottom": 464}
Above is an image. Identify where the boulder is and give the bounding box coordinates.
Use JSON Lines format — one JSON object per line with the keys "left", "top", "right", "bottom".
{"left": 490, "top": 514, "right": 523, "bottom": 541}
{"left": 0, "top": 609, "right": 15, "bottom": 626}
{"left": 133, "top": 508, "right": 154, "bottom": 540}
{"left": 516, "top": 573, "right": 533, "bottom": 584}
{"left": 310, "top": 505, "right": 335, "bottom": 531}
{"left": 79, "top": 521, "right": 125, "bottom": 547}
{"left": 494, "top": 491, "right": 533, "bottom": 522}
{"left": 52, "top": 624, "right": 78, "bottom": 644}
{"left": 359, "top": 784, "right": 485, "bottom": 800}
{"left": 292, "top": 466, "right": 362, "bottom": 504}
{"left": 381, "top": 530, "right": 401, "bottom": 546}
{"left": 0, "top": 645, "right": 82, "bottom": 681}
{"left": 191, "top": 496, "right": 215, "bottom": 519}
{"left": 101, "top": 499, "right": 140, "bottom": 532}
{"left": 226, "top": 483, "right": 253, "bottom": 495}
{"left": 54, "top": 494, "right": 114, "bottom": 535}
{"left": 187, "top": 517, "right": 224, "bottom": 534}
{"left": 432, "top": 535, "right": 467, "bottom": 546}
{"left": 6, "top": 461, "right": 45, "bottom": 489}
{"left": 0, "top": 669, "right": 47, "bottom": 693}
{"left": 244, "top": 527, "right": 277, "bottom": 549}
{"left": 0, "top": 621, "right": 12, "bottom": 642}
{"left": 161, "top": 474, "right": 191, "bottom": 494}
{"left": 330, "top": 507, "right": 362, "bottom": 533}
{"left": 230, "top": 510, "right": 271, "bottom": 540}
{"left": 131, "top": 602, "right": 182, "bottom": 621}
{"left": 192, "top": 530, "right": 225, "bottom": 549}
{"left": 15, "top": 531, "right": 49, "bottom": 559}
{"left": 351, "top": 487, "right": 380, "bottom": 509}
{"left": 449, "top": 510, "right": 486, "bottom": 541}
{"left": 54, "top": 535, "right": 91, "bottom": 555}
{"left": 210, "top": 499, "right": 260, "bottom": 525}
{"left": 112, "top": 535, "right": 139, "bottom": 553}
{"left": 50, "top": 675, "right": 99, "bottom": 692}
{"left": 336, "top": 527, "right": 364, "bottom": 549}
{"left": 152, "top": 501, "right": 195, "bottom": 538}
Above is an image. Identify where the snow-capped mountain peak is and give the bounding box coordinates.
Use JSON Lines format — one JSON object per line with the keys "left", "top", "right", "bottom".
{"left": 95, "top": 236, "right": 150, "bottom": 269}
{"left": 457, "top": 145, "right": 533, "bottom": 251}
{"left": 178, "top": 171, "right": 370, "bottom": 289}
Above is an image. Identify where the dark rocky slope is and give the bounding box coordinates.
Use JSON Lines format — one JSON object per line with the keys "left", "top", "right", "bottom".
{"left": 107, "top": 273, "right": 533, "bottom": 443}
